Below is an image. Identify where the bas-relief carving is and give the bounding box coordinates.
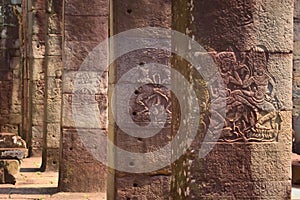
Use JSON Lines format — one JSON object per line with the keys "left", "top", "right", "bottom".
{"left": 48, "top": 70, "right": 62, "bottom": 102}
{"left": 72, "top": 72, "right": 102, "bottom": 104}
{"left": 33, "top": 72, "right": 45, "bottom": 100}
{"left": 130, "top": 67, "right": 171, "bottom": 125}
{"left": 212, "top": 46, "right": 282, "bottom": 142}
{"left": 130, "top": 84, "right": 171, "bottom": 124}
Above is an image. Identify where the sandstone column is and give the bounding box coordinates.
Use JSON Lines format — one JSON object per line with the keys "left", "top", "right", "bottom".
{"left": 40, "top": 0, "right": 62, "bottom": 172}
{"left": 24, "top": 0, "right": 47, "bottom": 156}
{"left": 171, "top": 0, "right": 293, "bottom": 199}
{"left": 0, "top": 0, "right": 22, "bottom": 136}
{"left": 59, "top": 0, "right": 109, "bottom": 192}
{"left": 108, "top": 0, "right": 172, "bottom": 199}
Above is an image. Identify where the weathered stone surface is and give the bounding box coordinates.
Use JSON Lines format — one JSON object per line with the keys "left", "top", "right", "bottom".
{"left": 113, "top": 0, "right": 171, "bottom": 33}
{"left": 59, "top": 129, "right": 107, "bottom": 192}
{"left": 64, "top": 16, "right": 108, "bottom": 42}
{"left": 41, "top": 148, "right": 59, "bottom": 172}
{"left": 46, "top": 56, "right": 62, "bottom": 77}
{"left": 191, "top": 0, "right": 293, "bottom": 52}
{"left": 109, "top": 0, "right": 172, "bottom": 199}
{"left": 30, "top": 41, "right": 45, "bottom": 58}
{"left": 171, "top": 0, "right": 293, "bottom": 199}
{"left": 29, "top": 0, "right": 46, "bottom": 10}
{"left": 112, "top": 49, "right": 171, "bottom": 84}
{"left": 116, "top": 175, "right": 171, "bottom": 200}
{"left": 0, "top": 133, "right": 26, "bottom": 149}
{"left": 62, "top": 93, "right": 107, "bottom": 129}
{"left": 31, "top": 104, "right": 44, "bottom": 126}
{"left": 31, "top": 9, "right": 46, "bottom": 40}
{"left": 60, "top": 0, "right": 109, "bottom": 191}
{"left": 47, "top": 35, "right": 62, "bottom": 56}
{"left": 45, "top": 123, "right": 60, "bottom": 148}
{"left": 0, "top": 160, "right": 20, "bottom": 184}
{"left": 0, "top": 0, "right": 23, "bottom": 144}
{"left": 63, "top": 70, "right": 108, "bottom": 94}
{"left": 64, "top": 0, "right": 108, "bottom": 16}
{"left": 63, "top": 41, "right": 107, "bottom": 71}
{"left": 41, "top": 0, "right": 62, "bottom": 171}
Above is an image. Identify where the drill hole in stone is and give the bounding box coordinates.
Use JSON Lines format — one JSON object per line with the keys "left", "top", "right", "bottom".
{"left": 129, "top": 161, "right": 135, "bottom": 167}
{"left": 36, "top": 43, "right": 40, "bottom": 48}
{"left": 139, "top": 62, "right": 145, "bottom": 66}
{"left": 133, "top": 183, "right": 138, "bottom": 187}
{"left": 132, "top": 111, "right": 137, "bottom": 116}
{"left": 127, "top": 9, "right": 132, "bottom": 14}
{"left": 69, "top": 147, "right": 73, "bottom": 151}
{"left": 134, "top": 90, "right": 139, "bottom": 95}
{"left": 126, "top": 198, "right": 131, "bottom": 200}
{"left": 137, "top": 138, "right": 142, "bottom": 142}
{"left": 52, "top": 161, "right": 57, "bottom": 165}
{"left": 52, "top": 135, "right": 55, "bottom": 138}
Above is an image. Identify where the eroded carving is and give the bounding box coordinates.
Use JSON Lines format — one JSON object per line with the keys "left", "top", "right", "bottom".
{"left": 130, "top": 84, "right": 171, "bottom": 125}
{"left": 34, "top": 72, "right": 45, "bottom": 100}
{"left": 48, "top": 69, "right": 62, "bottom": 102}
{"left": 212, "top": 46, "right": 281, "bottom": 142}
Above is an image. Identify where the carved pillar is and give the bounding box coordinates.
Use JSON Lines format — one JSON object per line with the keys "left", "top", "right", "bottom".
{"left": 25, "top": 0, "right": 47, "bottom": 156}
{"left": 108, "top": 0, "right": 172, "bottom": 199}
{"left": 0, "top": 0, "right": 23, "bottom": 138}
{"left": 59, "top": 0, "right": 109, "bottom": 192}
{"left": 40, "top": 0, "right": 62, "bottom": 172}
{"left": 172, "top": 0, "right": 293, "bottom": 199}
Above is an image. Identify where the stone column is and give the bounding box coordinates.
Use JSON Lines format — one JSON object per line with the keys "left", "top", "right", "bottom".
{"left": 0, "top": 0, "right": 22, "bottom": 136}
{"left": 40, "top": 0, "right": 62, "bottom": 172}
{"left": 171, "top": 0, "right": 293, "bottom": 199}
{"left": 108, "top": 0, "right": 172, "bottom": 199}
{"left": 59, "top": 0, "right": 109, "bottom": 192}
{"left": 25, "top": 0, "right": 47, "bottom": 156}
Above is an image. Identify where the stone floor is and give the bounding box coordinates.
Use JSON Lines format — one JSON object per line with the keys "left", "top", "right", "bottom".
{"left": 0, "top": 156, "right": 300, "bottom": 199}
{"left": 0, "top": 156, "right": 106, "bottom": 199}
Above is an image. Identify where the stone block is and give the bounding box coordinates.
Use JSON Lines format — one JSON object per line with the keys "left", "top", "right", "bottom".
{"left": 113, "top": 0, "right": 171, "bottom": 33}
{"left": 65, "top": 0, "right": 108, "bottom": 16}
{"left": 116, "top": 175, "right": 171, "bottom": 200}
{"left": 0, "top": 133, "right": 26, "bottom": 149}
{"left": 62, "top": 94, "right": 107, "bottom": 129}
{"left": 41, "top": 148, "right": 59, "bottom": 172}
{"left": 46, "top": 73, "right": 62, "bottom": 93}
{"left": 48, "top": 13, "right": 62, "bottom": 35}
{"left": 32, "top": 125, "right": 43, "bottom": 151}
{"left": 31, "top": 104, "right": 44, "bottom": 125}
{"left": 0, "top": 160, "right": 20, "bottom": 184}
{"left": 31, "top": 79, "right": 45, "bottom": 104}
{"left": 31, "top": 10, "right": 46, "bottom": 40}
{"left": 47, "top": 35, "right": 62, "bottom": 56}
{"left": 31, "top": 58, "right": 45, "bottom": 81}
{"left": 46, "top": 101, "right": 62, "bottom": 123}
{"left": 63, "top": 70, "right": 107, "bottom": 94}
{"left": 29, "top": 0, "right": 46, "bottom": 10}
{"left": 112, "top": 49, "right": 171, "bottom": 84}
{"left": 0, "top": 125, "right": 19, "bottom": 134}
{"left": 46, "top": 56, "right": 62, "bottom": 77}
{"left": 191, "top": 0, "right": 293, "bottom": 52}
{"left": 45, "top": 123, "right": 60, "bottom": 148}
{"left": 64, "top": 41, "right": 106, "bottom": 71}
{"left": 59, "top": 129, "right": 107, "bottom": 192}
{"left": 30, "top": 41, "right": 45, "bottom": 58}
{"left": 64, "top": 16, "right": 108, "bottom": 42}
{"left": 8, "top": 114, "right": 22, "bottom": 124}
